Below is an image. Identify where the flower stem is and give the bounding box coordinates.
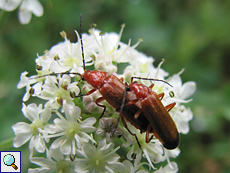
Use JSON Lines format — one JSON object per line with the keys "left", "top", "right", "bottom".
{"left": 0, "top": 10, "right": 5, "bottom": 28}
{"left": 0, "top": 137, "right": 14, "bottom": 151}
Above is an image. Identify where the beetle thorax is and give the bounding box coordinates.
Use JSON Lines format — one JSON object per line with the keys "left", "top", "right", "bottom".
{"left": 129, "top": 82, "right": 151, "bottom": 100}
{"left": 82, "top": 70, "right": 108, "bottom": 89}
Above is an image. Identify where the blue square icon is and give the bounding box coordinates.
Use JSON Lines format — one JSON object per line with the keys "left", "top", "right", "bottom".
{"left": 0, "top": 151, "right": 21, "bottom": 173}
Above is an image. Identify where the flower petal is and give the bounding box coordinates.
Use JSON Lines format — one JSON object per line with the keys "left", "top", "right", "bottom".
{"left": 1, "top": 0, "right": 21, "bottom": 11}
{"left": 18, "top": 5, "right": 32, "bottom": 24}
{"left": 180, "top": 81, "right": 196, "bottom": 99}
{"left": 29, "top": 157, "right": 55, "bottom": 169}
{"left": 33, "top": 135, "right": 45, "bottom": 153}
{"left": 13, "top": 131, "right": 32, "bottom": 147}
{"left": 51, "top": 136, "right": 66, "bottom": 149}
{"left": 74, "top": 159, "right": 90, "bottom": 172}
{"left": 29, "top": 0, "right": 43, "bottom": 16}
{"left": 60, "top": 139, "right": 71, "bottom": 154}
{"left": 12, "top": 122, "right": 30, "bottom": 133}
{"left": 22, "top": 103, "right": 41, "bottom": 122}
{"left": 40, "top": 107, "right": 51, "bottom": 123}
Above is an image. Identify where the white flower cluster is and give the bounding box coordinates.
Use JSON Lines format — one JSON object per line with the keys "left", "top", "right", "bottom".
{"left": 0, "top": 0, "right": 43, "bottom": 24}
{"left": 15, "top": 25, "right": 196, "bottom": 172}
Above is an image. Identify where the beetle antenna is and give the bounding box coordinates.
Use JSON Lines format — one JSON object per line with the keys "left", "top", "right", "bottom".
{"left": 117, "top": 83, "right": 128, "bottom": 127}
{"left": 29, "top": 72, "right": 82, "bottom": 80}
{"left": 79, "top": 14, "right": 86, "bottom": 72}
{"left": 131, "top": 77, "right": 173, "bottom": 88}
{"left": 113, "top": 82, "right": 142, "bottom": 148}
{"left": 111, "top": 83, "right": 128, "bottom": 139}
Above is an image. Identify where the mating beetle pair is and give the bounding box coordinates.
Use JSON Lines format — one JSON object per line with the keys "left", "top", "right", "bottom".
{"left": 69, "top": 16, "right": 179, "bottom": 150}
{"left": 39, "top": 16, "right": 179, "bottom": 150}
{"left": 79, "top": 69, "right": 178, "bottom": 150}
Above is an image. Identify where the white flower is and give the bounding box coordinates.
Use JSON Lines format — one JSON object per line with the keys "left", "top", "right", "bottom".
{"left": 164, "top": 70, "right": 196, "bottom": 134}
{"left": 124, "top": 122, "right": 165, "bottom": 170}
{"left": 83, "top": 25, "right": 143, "bottom": 74}
{"left": 0, "top": 0, "right": 44, "bottom": 24}
{"left": 43, "top": 38, "right": 82, "bottom": 73}
{"left": 12, "top": 103, "right": 51, "bottom": 153}
{"left": 96, "top": 117, "right": 123, "bottom": 142}
{"left": 74, "top": 139, "right": 124, "bottom": 173}
{"left": 48, "top": 101, "right": 96, "bottom": 155}
{"left": 17, "top": 71, "right": 43, "bottom": 101}
{"left": 28, "top": 147, "right": 75, "bottom": 173}
{"left": 82, "top": 87, "right": 104, "bottom": 114}
{"left": 16, "top": 25, "right": 196, "bottom": 172}
{"left": 17, "top": 71, "right": 37, "bottom": 89}
{"left": 36, "top": 31, "right": 93, "bottom": 75}
{"left": 171, "top": 105, "right": 193, "bottom": 134}
{"left": 0, "top": 0, "right": 21, "bottom": 11}
{"left": 38, "top": 75, "right": 80, "bottom": 111}
{"left": 166, "top": 69, "right": 196, "bottom": 103}
{"left": 154, "top": 162, "right": 178, "bottom": 173}
{"left": 119, "top": 160, "right": 148, "bottom": 173}
{"left": 124, "top": 58, "right": 168, "bottom": 86}
{"left": 18, "top": 0, "right": 43, "bottom": 24}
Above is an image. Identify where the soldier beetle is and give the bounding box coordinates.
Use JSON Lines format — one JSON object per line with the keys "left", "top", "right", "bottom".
{"left": 77, "top": 24, "right": 179, "bottom": 149}
{"left": 35, "top": 15, "right": 179, "bottom": 149}
{"left": 34, "top": 15, "right": 150, "bottom": 147}
{"left": 123, "top": 78, "right": 179, "bottom": 149}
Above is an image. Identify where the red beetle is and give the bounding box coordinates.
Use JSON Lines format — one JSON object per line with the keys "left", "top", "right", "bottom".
{"left": 124, "top": 79, "right": 179, "bottom": 149}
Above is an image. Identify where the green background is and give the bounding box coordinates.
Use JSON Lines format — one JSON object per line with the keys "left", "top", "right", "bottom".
{"left": 1, "top": 0, "right": 230, "bottom": 172}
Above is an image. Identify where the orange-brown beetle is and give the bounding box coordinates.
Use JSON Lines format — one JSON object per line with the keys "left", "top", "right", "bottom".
{"left": 124, "top": 78, "right": 179, "bottom": 149}
{"left": 36, "top": 15, "right": 179, "bottom": 149}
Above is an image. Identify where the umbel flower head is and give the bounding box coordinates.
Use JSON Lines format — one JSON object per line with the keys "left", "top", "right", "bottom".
{"left": 15, "top": 24, "right": 196, "bottom": 172}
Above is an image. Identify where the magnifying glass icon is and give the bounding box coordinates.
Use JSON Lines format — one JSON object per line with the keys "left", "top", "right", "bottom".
{"left": 3, "top": 154, "right": 18, "bottom": 170}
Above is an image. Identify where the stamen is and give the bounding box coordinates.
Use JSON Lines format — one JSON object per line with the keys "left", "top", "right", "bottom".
{"left": 60, "top": 31, "right": 67, "bottom": 40}
{"left": 55, "top": 111, "right": 69, "bottom": 123}
{"left": 155, "top": 59, "right": 165, "bottom": 78}
{"left": 114, "top": 24, "right": 125, "bottom": 50}
{"left": 131, "top": 37, "right": 143, "bottom": 49}
{"left": 177, "top": 68, "right": 185, "bottom": 76}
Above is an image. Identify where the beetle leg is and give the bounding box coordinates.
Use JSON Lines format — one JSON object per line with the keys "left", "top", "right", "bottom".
{"left": 119, "top": 83, "right": 141, "bottom": 149}
{"left": 165, "top": 102, "right": 176, "bottom": 112}
{"left": 145, "top": 124, "right": 154, "bottom": 143}
{"left": 119, "top": 77, "right": 124, "bottom": 82}
{"left": 126, "top": 99, "right": 139, "bottom": 105}
{"left": 76, "top": 88, "right": 97, "bottom": 97}
{"left": 131, "top": 77, "right": 134, "bottom": 83}
{"left": 149, "top": 84, "right": 154, "bottom": 89}
{"left": 121, "top": 115, "right": 141, "bottom": 148}
{"left": 95, "top": 97, "right": 106, "bottom": 119}
{"left": 157, "top": 93, "right": 165, "bottom": 100}
{"left": 134, "top": 109, "right": 142, "bottom": 120}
